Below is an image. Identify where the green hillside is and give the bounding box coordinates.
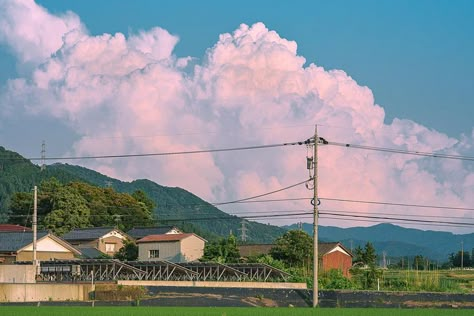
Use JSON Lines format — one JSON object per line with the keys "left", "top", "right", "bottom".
{"left": 286, "top": 222, "right": 474, "bottom": 262}
{"left": 0, "top": 146, "right": 286, "bottom": 242}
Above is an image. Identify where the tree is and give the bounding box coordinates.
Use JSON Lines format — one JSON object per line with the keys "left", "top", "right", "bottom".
{"left": 450, "top": 251, "right": 471, "bottom": 268}
{"left": 43, "top": 186, "right": 91, "bottom": 235}
{"left": 363, "top": 242, "right": 377, "bottom": 267}
{"left": 270, "top": 230, "right": 313, "bottom": 267}
{"left": 114, "top": 240, "right": 139, "bottom": 261}
{"left": 202, "top": 235, "right": 240, "bottom": 263}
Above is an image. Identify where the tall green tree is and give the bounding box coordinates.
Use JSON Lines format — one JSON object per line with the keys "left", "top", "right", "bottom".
{"left": 202, "top": 235, "right": 240, "bottom": 263}
{"left": 270, "top": 230, "right": 313, "bottom": 267}
{"left": 43, "top": 186, "right": 91, "bottom": 235}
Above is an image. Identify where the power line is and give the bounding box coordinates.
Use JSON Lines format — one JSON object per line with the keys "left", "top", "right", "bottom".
{"left": 4, "top": 141, "right": 308, "bottom": 162}
{"left": 327, "top": 141, "right": 474, "bottom": 162}
{"left": 213, "top": 178, "right": 311, "bottom": 206}
{"left": 213, "top": 196, "right": 474, "bottom": 212}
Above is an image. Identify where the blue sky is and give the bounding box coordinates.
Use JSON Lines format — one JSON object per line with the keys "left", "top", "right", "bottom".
{"left": 0, "top": 0, "right": 473, "bottom": 231}
{"left": 20, "top": 0, "right": 474, "bottom": 137}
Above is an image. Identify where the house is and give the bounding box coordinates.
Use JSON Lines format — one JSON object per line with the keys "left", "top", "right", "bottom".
{"left": 0, "top": 224, "right": 31, "bottom": 232}
{"left": 238, "top": 242, "right": 353, "bottom": 277}
{"left": 319, "top": 242, "right": 353, "bottom": 277}
{"left": 0, "top": 231, "right": 81, "bottom": 264}
{"left": 127, "top": 226, "right": 182, "bottom": 240}
{"left": 137, "top": 233, "right": 206, "bottom": 262}
{"left": 62, "top": 227, "right": 130, "bottom": 257}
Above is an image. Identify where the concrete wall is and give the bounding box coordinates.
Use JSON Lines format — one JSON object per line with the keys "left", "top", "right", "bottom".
{"left": 0, "top": 265, "right": 36, "bottom": 283}
{"left": 118, "top": 280, "right": 307, "bottom": 289}
{"left": 0, "top": 283, "right": 92, "bottom": 302}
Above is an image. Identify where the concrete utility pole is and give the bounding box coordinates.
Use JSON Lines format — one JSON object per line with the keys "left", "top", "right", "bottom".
{"left": 461, "top": 241, "right": 464, "bottom": 270}
{"left": 306, "top": 125, "right": 327, "bottom": 307}
{"left": 33, "top": 186, "right": 38, "bottom": 269}
{"left": 312, "top": 125, "right": 319, "bottom": 307}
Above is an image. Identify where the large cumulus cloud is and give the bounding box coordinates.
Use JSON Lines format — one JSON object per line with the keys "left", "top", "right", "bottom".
{"left": 0, "top": 0, "right": 473, "bottom": 231}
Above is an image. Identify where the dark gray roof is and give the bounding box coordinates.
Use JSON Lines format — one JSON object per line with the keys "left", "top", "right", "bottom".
{"left": 62, "top": 227, "right": 116, "bottom": 241}
{"left": 127, "top": 226, "right": 180, "bottom": 239}
{"left": 0, "top": 231, "right": 48, "bottom": 252}
{"left": 78, "top": 247, "right": 106, "bottom": 259}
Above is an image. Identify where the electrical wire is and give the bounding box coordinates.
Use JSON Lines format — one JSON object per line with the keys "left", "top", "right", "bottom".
{"left": 2, "top": 140, "right": 308, "bottom": 162}
{"left": 327, "top": 141, "right": 474, "bottom": 162}
{"left": 213, "top": 178, "right": 311, "bottom": 206}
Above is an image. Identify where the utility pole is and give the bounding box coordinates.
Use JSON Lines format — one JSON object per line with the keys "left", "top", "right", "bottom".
{"left": 312, "top": 125, "right": 319, "bottom": 307}
{"left": 306, "top": 125, "right": 327, "bottom": 307}
{"left": 461, "top": 241, "right": 464, "bottom": 270}
{"left": 33, "top": 186, "right": 38, "bottom": 274}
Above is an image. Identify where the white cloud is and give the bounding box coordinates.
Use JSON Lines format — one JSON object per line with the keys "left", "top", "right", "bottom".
{"left": 0, "top": 1, "right": 473, "bottom": 232}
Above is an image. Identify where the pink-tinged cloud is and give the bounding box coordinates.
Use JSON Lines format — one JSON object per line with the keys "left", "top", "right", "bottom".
{"left": 0, "top": 1, "right": 473, "bottom": 232}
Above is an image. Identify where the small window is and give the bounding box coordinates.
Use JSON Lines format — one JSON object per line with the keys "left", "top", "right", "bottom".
{"left": 149, "top": 249, "right": 160, "bottom": 258}
{"left": 105, "top": 243, "right": 116, "bottom": 252}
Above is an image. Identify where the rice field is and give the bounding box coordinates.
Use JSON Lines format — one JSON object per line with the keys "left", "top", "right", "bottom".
{"left": 1, "top": 307, "right": 473, "bottom": 316}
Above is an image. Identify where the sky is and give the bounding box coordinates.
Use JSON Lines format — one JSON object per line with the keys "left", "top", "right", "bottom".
{"left": 0, "top": 0, "right": 473, "bottom": 233}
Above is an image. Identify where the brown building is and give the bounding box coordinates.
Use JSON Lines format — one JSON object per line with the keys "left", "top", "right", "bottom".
{"left": 62, "top": 227, "right": 130, "bottom": 257}
{"left": 137, "top": 233, "right": 206, "bottom": 262}
{"left": 238, "top": 242, "right": 353, "bottom": 277}
{"left": 0, "top": 231, "right": 80, "bottom": 264}
{"left": 319, "top": 242, "right": 353, "bottom": 277}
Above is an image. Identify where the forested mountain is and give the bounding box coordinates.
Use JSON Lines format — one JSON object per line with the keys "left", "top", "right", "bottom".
{"left": 0, "top": 146, "right": 286, "bottom": 242}
{"left": 285, "top": 222, "right": 474, "bottom": 262}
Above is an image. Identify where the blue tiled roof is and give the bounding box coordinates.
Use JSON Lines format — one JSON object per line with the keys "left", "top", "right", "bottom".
{"left": 0, "top": 231, "right": 48, "bottom": 252}
{"left": 62, "top": 227, "right": 116, "bottom": 241}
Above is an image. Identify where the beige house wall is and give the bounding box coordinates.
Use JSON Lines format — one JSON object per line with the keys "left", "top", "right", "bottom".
{"left": 180, "top": 236, "right": 205, "bottom": 262}
{"left": 16, "top": 251, "right": 76, "bottom": 262}
{"left": 68, "top": 239, "right": 98, "bottom": 249}
{"left": 138, "top": 241, "right": 181, "bottom": 261}
{"left": 97, "top": 236, "right": 125, "bottom": 256}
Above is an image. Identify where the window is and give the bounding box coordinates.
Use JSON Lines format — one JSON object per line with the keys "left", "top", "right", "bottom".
{"left": 149, "top": 249, "right": 160, "bottom": 259}
{"left": 105, "top": 243, "right": 116, "bottom": 252}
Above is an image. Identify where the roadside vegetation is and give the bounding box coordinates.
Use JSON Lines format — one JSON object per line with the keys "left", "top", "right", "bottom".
{"left": 202, "top": 230, "right": 474, "bottom": 293}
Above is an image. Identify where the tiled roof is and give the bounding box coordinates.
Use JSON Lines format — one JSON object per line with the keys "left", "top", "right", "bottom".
{"left": 78, "top": 247, "right": 106, "bottom": 259}
{"left": 0, "top": 224, "right": 31, "bottom": 232}
{"left": 127, "top": 226, "right": 181, "bottom": 239}
{"left": 137, "top": 233, "right": 197, "bottom": 243}
{"left": 0, "top": 231, "right": 48, "bottom": 252}
{"left": 62, "top": 227, "right": 116, "bottom": 241}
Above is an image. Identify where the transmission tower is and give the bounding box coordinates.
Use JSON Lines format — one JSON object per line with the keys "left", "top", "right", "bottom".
{"left": 239, "top": 219, "right": 248, "bottom": 242}
{"left": 41, "top": 140, "right": 46, "bottom": 171}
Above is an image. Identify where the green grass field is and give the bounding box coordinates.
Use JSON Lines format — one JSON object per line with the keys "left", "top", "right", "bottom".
{"left": 1, "top": 307, "right": 473, "bottom": 316}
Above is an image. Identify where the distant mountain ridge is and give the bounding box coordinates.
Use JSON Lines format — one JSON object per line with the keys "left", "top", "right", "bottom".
{"left": 286, "top": 222, "right": 474, "bottom": 262}
{"left": 0, "top": 146, "right": 286, "bottom": 243}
